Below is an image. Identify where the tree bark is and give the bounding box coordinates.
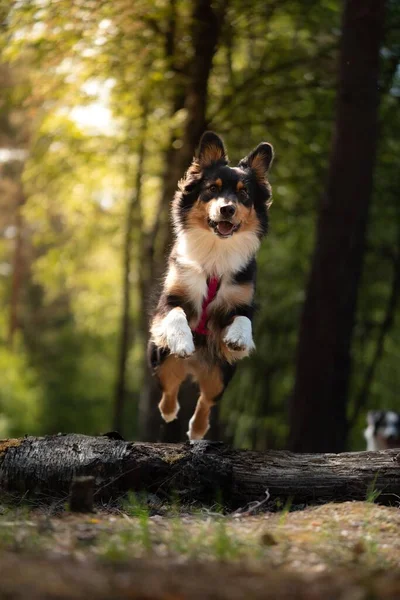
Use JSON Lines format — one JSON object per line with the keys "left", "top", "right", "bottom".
{"left": 1, "top": 434, "right": 400, "bottom": 508}
{"left": 289, "top": 0, "right": 386, "bottom": 453}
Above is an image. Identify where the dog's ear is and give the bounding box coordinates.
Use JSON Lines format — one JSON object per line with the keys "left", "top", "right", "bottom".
{"left": 197, "top": 131, "right": 228, "bottom": 168}
{"left": 239, "top": 142, "right": 274, "bottom": 180}
{"left": 180, "top": 132, "right": 228, "bottom": 190}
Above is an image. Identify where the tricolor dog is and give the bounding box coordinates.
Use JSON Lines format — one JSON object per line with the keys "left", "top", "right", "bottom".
{"left": 364, "top": 410, "right": 400, "bottom": 450}
{"left": 148, "top": 132, "right": 273, "bottom": 440}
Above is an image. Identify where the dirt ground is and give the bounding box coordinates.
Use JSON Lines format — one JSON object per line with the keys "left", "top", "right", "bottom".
{"left": 0, "top": 500, "right": 400, "bottom": 599}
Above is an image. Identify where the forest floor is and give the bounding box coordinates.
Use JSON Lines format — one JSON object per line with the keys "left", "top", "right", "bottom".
{"left": 0, "top": 499, "right": 399, "bottom": 599}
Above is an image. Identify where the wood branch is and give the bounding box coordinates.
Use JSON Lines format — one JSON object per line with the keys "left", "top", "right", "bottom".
{"left": 0, "top": 435, "right": 400, "bottom": 508}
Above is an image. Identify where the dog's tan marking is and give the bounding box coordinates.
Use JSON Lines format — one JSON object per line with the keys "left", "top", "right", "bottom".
{"left": 186, "top": 200, "right": 209, "bottom": 231}
{"left": 158, "top": 355, "right": 188, "bottom": 422}
{"left": 237, "top": 205, "right": 261, "bottom": 236}
{"left": 188, "top": 363, "right": 223, "bottom": 440}
{"left": 250, "top": 153, "right": 270, "bottom": 183}
{"left": 219, "top": 341, "right": 249, "bottom": 363}
{"left": 215, "top": 178, "right": 222, "bottom": 188}
{"left": 213, "top": 282, "right": 254, "bottom": 312}
{"left": 235, "top": 203, "right": 252, "bottom": 222}
{"left": 236, "top": 180, "right": 244, "bottom": 191}
{"left": 200, "top": 144, "right": 226, "bottom": 167}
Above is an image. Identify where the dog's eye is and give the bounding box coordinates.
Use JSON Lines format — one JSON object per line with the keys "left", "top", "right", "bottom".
{"left": 209, "top": 184, "right": 219, "bottom": 194}
{"left": 238, "top": 188, "right": 249, "bottom": 200}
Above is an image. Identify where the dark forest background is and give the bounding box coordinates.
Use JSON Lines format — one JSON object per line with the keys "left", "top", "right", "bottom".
{"left": 0, "top": 0, "right": 399, "bottom": 452}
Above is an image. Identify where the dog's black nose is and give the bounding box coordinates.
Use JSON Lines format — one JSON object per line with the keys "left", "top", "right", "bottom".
{"left": 220, "top": 204, "right": 236, "bottom": 218}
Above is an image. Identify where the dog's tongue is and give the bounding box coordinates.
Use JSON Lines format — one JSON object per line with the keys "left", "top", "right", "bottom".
{"left": 217, "top": 221, "right": 234, "bottom": 236}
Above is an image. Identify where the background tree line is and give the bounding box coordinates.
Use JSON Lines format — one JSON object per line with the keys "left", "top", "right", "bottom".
{"left": 0, "top": 0, "right": 399, "bottom": 451}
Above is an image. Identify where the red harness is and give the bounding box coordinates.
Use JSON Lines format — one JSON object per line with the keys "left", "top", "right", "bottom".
{"left": 193, "top": 276, "right": 220, "bottom": 335}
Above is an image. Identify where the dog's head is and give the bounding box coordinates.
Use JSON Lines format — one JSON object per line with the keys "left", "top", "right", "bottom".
{"left": 364, "top": 410, "right": 400, "bottom": 450}
{"left": 173, "top": 132, "right": 273, "bottom": 239}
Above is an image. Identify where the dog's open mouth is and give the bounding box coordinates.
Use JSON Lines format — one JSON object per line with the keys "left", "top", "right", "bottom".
{"left": 208, "top": 219, "right": 240, "bottom": 238}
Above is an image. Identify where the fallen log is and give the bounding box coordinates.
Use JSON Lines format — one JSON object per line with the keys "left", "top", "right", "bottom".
{"left": 0, "top": 434, "right": 399, "bottom": 508}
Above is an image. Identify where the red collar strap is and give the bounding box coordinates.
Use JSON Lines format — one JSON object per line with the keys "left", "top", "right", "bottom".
{"left": 193, "top": 276, "right": 220, "bottom": 335}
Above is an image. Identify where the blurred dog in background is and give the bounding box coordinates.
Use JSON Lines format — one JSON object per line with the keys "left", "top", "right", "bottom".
{"left": 364, "top": 410, "right": 400, "bottom": 450}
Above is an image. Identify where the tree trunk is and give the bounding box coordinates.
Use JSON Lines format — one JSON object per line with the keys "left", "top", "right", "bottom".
{"left": 113, "top": 108, "right": 148, "bottom": 435}
{"left": 289, "top": 0, "right": 386, "bottom": 453}
{"left": 138, "top": 0, "right": 226, "bottom": 443}
{"left": 1, "top": 434, "right": 399, "bottom": 508}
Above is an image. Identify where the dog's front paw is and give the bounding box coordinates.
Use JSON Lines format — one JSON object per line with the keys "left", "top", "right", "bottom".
{"left": 164, "top": 308, "right": 195, "bottom": 358}
{"left": 223, "top": 316, "right": 255, "bottom": 353}
{"left": 168, "top": 332, "right": 195, "bottom": 358}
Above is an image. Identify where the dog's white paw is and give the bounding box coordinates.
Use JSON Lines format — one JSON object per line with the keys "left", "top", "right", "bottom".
{"left": 187, "top": 415, "right": 208, "bottom": 441}
{"left": 223, "top": 316, "right": 255, "bottom": 353}
{"left": 164, "top": 308, "right": 195, "bottom": 358}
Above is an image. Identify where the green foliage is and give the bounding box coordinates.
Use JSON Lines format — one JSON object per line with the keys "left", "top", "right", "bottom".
{"left": 365, "top": 474, "right": 382, "bottom": 504}
{"left": 121, "top": 493, "right": 152, "bottom": 552}
{"left": 0, "top": 335, "right": 41, "bottom": 436}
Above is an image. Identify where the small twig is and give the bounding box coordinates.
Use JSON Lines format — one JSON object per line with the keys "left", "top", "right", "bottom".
{"left": 231, "top": 490, "right": 271, "bottom": 518}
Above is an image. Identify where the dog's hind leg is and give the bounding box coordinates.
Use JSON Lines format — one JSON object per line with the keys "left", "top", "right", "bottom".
{"left": 157, "top": 355, "right": 188, "bottom": 423}
{"left": 187, "top": 364, "right": 224, "bottom": 441}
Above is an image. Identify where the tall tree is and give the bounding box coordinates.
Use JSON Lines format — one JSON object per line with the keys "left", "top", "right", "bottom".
{"left": 289, "top": 0, "right": 386, "bottom": 452}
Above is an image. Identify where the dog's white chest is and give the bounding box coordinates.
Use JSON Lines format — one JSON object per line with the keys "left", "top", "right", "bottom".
{"left": 175, "top": 230, "right": 260, "bottom": 279}
{"left": 180, "top": 267, "right": 208, "bottom": 315}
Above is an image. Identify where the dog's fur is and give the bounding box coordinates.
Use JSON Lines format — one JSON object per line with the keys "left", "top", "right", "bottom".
{"left": 148, "top": 132, "right": 273, "bottom": 440}
{"left": 364, "top": 410, "right": 400, "bottom": 450}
